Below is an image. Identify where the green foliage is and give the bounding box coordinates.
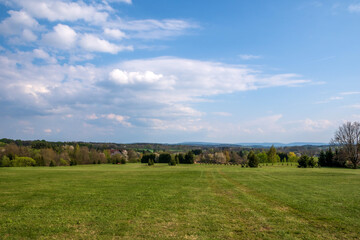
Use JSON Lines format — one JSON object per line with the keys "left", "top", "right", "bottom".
{"left": 159, "top": 153, "right": 172, "bottom": 163}
{"left": 141, "top": 153, "right": 156, "bottom": 164}
{"left": 59, "top": 158, "right": 68, "bottom": 166}
{"left": 49, "top": 160, "right": 55, "bottom": 167}
{"left": 267, "top": 145, "right": 278, "bottom": 163}
{"left": 11, "top": 157, "right": 36, "bottom": 167}
{"left": 257, "top": 151, "right": 268, "bottom": 163}
{"left": 148, "top": 158, "right": 154, "bottom": 166}
{"left": 184, "top": 151, "right": 195, "bottom": 164}
{"left": 308, "top": 157, "right": 316, "bottom": 168}
{"left": 1, "top": 156, "right": 11, "bottom": 167}
{"left": 298, "top": 155, "right": 310, "bottom": 168}
{"left": 191, "top": 149, "right": 202, "bottom": 155}
{"left": 318, "top": 150, "right": 326, "bottom": 167}
{"left": 248, "top": 151, "right": 259, "bottom": 168}
{"left": 168, "top": 158, "right": 176, "bottom": 166}
{"left": 120, "top": 158, "right": 126, "bottom": 164}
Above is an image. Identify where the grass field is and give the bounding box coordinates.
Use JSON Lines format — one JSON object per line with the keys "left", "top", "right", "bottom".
{"left": 1, "top": 164, "right": 360, "bottom": 239}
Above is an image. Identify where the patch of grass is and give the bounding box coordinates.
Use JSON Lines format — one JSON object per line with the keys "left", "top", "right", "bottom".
{"left": 0, "top": 164, "right": 359, "bottom": 239}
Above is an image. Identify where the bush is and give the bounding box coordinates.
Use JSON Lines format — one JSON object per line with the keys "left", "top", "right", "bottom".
{"left": 168, "top": 158, "right": 176, "bottom": 166}
{"left": 59, "top": 158, "right": 69, "bottom": 166}
{"left": 308, "top": 157, "right": 316, "bottom": 168}
{"left": 11, "top": 157, "right": 36, "bottom": 167}
{"left": 148, "top": 159, "right": 154, "bottom": 166}
{"left": 120, "top": 158, "right": 126, "bottom": 164}
{"left": 1, "top": 156, "right": 11, "bottom": 167}
{"left": 49, "top": 160, "right": 55, "bottom": 167}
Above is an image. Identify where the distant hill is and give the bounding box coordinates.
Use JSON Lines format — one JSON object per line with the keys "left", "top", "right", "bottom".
{"left": 178, "top": 142, "right": 328, "bottom": 147}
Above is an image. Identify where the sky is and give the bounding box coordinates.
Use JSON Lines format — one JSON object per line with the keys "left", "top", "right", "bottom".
{"left": 0, "top": 0, "right": 360, "bottom": 144}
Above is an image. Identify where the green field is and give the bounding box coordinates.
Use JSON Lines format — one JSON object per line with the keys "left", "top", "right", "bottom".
{"left": 0, "top": 164, "right": 359, "bottom": 239}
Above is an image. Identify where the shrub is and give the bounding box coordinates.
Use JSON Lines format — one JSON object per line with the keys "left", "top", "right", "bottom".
{"left": 49, "top": 160, "right": 55, "bottom": 167}
{"left": 308, "top": 157, "right": 316, "bottom": 168}
{"left": 148, "top": 159, "right": 154, "bottom": 166}
{"left": 168, "top": 158, "right": 176, "bottom": 166}
{"left": 11, "top": 157, "right": 36, "bottom": 167}
{"left": 120, "top": 158, "right": 126, "bottom": 164}
{"left": 1, "top": 156, "right": 11, "bottom": 167}
{"left": 59, "top": 158, "right": 69, "bottom": 166}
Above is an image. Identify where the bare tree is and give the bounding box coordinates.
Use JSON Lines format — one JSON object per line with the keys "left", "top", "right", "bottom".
{"left": 331, "top": 122, "right": 360, "bottom": 169}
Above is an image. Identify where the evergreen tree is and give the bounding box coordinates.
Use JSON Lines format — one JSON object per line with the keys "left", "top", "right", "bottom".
{"left": 318, "top": 150, "right": 326, "bottom": 167}
{"left": 248, "top": 151, "right": 259, "bottom": 168}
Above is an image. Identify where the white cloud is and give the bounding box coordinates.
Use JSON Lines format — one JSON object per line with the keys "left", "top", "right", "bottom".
{"left": 104, "top": 113, "right": 131, "bottom": 127}
{"left": 42, "top": 24, "right": 77, "bottom": 49}
{"left": 109, "top": 69, "right": 164, "bottom": 85}
{"left": 44, "top": 128, "right": 52, "bottom": 133}
{"left": 107, "top": 0, "right": 132, "bottom": 3}
{"left": 104, "top": 28, "right": 126, "bottom": 39}
{"left": 239, "top": 54, "right": 262, "bottom": 60}
{"left": 79, "top": 34, "right": 133, "bottom": 54}
{"left": 22, "top": 29, "right": 37, "bottom": 41}
{"left": 349, "top": 4, "right": 360, "bottom": 13}
{"left": 301, "top": 119, "right": 333, "bottom": 132}
{"left": 15, "top": 0, "right": 108, "bottom": 24}
{"left": 0, "top": 10, "right": 39, "bottom": 35}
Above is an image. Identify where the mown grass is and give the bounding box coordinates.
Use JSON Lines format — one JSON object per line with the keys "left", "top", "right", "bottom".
{"left": 0, "top": 164, "right": 359, "bottom": 239}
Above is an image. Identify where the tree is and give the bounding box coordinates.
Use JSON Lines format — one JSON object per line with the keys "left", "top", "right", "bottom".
{"left": 325, "top": 148, "right": 334, "bottom": 167}
{"left": 331, "top": 122, "right": 360, "bottom": 169}
{"left": 184, "top": 151, "right": 195, "bottom": 164}
{"left": 248, "top": 151, "right": 259, "bottom": 168}
{"left": 159, "top": 153, "right": 172, "bottom": 163}
{"left": 267, "top": 145, "right": 278, "bottom": 164}
{"left": 178, "top": 153, "right": 185, "bottom": 164}
{"left": 288, "top": 152, "right": 298, "bottom": 163}
{"left": 318, "top": 150, "right": 326, "bottom": 167}
{"left": 257, "top": 151, "right": 268, "bottom": 163}
{"left": 298, "top": 155, "right": 309, "bottom": 168}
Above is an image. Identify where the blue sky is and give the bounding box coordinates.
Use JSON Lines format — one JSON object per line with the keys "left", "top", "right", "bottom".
{"left": 0, "top": 0, "right": 360, "bottom": 143}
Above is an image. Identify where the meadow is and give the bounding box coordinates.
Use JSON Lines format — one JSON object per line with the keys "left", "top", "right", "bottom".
{"left": 0, "top": 164, "right": 359, "bottom": 239}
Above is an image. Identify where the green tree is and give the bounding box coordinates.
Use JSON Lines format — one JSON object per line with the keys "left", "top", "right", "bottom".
{"left": 298, "top": 155, "right": 310, "bottom": 168}
{"left": 257, "top": 151, "right": 268, "bottom": 163}
{"left": 184, "top": 151, "right": 195, "bottom": 164}
{"left": 159, "top": 153, "right": 172, "bottom": 163}
{"left": 267, "top": 145, "right": 278, "bottom": 164}
{"left": 318, "top": 150, "right": 326, "bottom": 167}
{"left": 248, "top": 151, "right": 259, "bottom": 168}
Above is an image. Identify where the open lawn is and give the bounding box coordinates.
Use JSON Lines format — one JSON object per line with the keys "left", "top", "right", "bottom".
{"left": 0, "top": 164, "right": 359, "bottom": 239}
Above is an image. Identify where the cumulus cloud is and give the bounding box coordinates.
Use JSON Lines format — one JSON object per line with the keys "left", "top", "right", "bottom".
{"left": 0, "top": 10, "right": 39, "bottom": 35}
{"left": 104, "top": 28, "right": 126, "bottom": 39}
{"left": 42, "top": 24, "right": 77, "bottom": 49}
{"left": 109, "top": 69, "right": 164, "bottom": 85}
{"left": 13, "top": 0, "right": 108, "bottom": 23}
{"left": 79, "top": 34, "right": 132, "bottom": 54}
